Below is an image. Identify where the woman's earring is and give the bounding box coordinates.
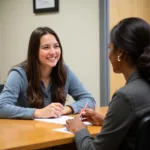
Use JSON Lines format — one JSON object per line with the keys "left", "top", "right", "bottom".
{"left": 117, "top": 56, "right": 121, "bottom": 62}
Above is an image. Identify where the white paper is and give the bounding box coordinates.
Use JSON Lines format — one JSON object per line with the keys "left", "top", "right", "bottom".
{"left": 35, "top": 116, "right": 74, "bottom": 124}
{"left": 53, "top": 121, "right": 92, "bottom": 134}
{"left": 35, "top": 116, "right": 92, "bottom": 125}
{"left": 53, "top": 127, "right": 73, "bottom": 134}
{"left": 83, "top": 121, "right": 92, "bottom": 126}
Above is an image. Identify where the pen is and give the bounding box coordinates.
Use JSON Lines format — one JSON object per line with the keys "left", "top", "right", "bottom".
{"left": 79, "top": 102, "right": 88, "bottom": 119}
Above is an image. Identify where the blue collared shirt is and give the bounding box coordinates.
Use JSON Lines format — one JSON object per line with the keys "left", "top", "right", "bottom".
{"left": 0, "top": 65, "right": 96, "bottom": 119}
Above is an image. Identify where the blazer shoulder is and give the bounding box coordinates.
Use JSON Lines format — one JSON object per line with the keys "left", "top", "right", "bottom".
{"left": 112, "top": 78, "right": 150, "bottom": 106}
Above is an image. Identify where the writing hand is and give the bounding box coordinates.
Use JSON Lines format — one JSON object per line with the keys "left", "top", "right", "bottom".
{"left": 81, "top": 109, "right": 105, "bottom": 126}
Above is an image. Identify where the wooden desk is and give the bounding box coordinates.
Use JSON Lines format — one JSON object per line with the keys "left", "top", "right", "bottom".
{"left": 0, "top": 107, "right": 108, "bottom": 150}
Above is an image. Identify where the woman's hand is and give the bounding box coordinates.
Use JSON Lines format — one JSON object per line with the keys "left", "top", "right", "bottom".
{"left": 81, "top": 109, "right": 105, "bottom": 126}
{"left": 66, "top": 116, "right": 86, "bottom": 134}
{"left": 62, "top": 106, "right": 74, "bottom": 115}
{"left": 33, "top": 103, "right": 64, "bottom": 118}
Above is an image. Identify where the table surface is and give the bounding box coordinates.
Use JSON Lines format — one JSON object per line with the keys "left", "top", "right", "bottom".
{"left": 0, "top": 107, "right": 108, "bottom": 150}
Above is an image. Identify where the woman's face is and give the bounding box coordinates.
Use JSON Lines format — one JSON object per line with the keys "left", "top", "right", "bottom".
{"left": 108, "top": 42, "right": 122, "bottom": 73}
{"left": 39, "top": 33, "right": 61, "bottom": 70}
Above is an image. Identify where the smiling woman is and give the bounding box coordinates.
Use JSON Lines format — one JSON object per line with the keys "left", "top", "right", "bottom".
{"left": 39, "top": 33, "right": 61, "bottom": 70}
{"left": 0, "top": 27, "right": 96, "bottom": 119}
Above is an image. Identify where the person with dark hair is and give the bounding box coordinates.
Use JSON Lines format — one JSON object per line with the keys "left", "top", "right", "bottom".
{"left": 0, "top": 27, "right": 95, "bottom": 119}
{"left": 66, "top": 17, "right": 150, "bottom": 150}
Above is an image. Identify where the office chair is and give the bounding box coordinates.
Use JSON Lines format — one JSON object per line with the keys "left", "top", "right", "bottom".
{"left": 0, "top": 84, "right": 4, "bottom": 93}
{"left": 135, "top": 114, "right": 150, "bottom": 150}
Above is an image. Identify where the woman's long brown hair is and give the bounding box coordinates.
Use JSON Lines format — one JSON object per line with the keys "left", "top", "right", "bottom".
{"left": 20, "top": 27, "right": 67, "bottom": 108}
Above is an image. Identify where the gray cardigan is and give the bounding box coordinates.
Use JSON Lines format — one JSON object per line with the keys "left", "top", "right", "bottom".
{"left": 75, "top": 71, "right": 150, "bottom": 150}
{"left": 0, "top": 65, "right": 95, "bottom": 119}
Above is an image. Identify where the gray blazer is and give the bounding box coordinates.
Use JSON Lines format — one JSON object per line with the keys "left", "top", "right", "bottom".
{"left": 75, "top": 71, "right": 150, "bottom": 150}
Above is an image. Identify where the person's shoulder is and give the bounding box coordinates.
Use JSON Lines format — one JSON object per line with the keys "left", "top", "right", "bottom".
{"left": 64, "top": 64, "right": 70, "bottom": 72}
{"left": 112, "top": 86, "right": 128, "bottom": 100}
{"left": 9, "top": 66, "right": 26, "bottom": 78}
{"left": 113, "top": 82, "right": 138, "bottom": 99}
{"left": 64, "top": 64, "right": 79, "bottom": 83}
{"left": 64, "top": 64, "right": 73, "bottom": 75}
{"left": 112, "top": 77, "right": 150, "bottom": 104}
{"left": 121, "top": 77, "right": 149, "bottom": 95}
{"left": 110, "top": 86, "right": 134, "bottom": 110}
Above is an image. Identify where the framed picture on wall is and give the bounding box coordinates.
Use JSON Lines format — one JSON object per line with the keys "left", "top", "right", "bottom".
{"left": 33, "top": 0, "right": 59, "bottom": 13}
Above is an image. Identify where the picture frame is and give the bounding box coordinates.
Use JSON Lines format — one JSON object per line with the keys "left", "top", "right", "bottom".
{"left": 33, "top": 0, "right": 59, "bottom": 13}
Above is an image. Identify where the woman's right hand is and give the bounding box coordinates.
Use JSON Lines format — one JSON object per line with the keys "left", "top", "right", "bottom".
{"left": 33, "top": 103, "right": 64, "bottom": 118}
{"left": 81, "top": 109, "right": 105, "bottom": 126}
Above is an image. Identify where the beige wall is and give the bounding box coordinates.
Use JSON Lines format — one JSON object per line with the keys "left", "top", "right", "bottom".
{"left": 0, "top": 0, "right": 100, "bottom": 106}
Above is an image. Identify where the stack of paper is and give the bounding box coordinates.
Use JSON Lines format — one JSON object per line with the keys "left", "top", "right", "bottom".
{"left": 35, "top": 116, "right": 92, "bottom": 134}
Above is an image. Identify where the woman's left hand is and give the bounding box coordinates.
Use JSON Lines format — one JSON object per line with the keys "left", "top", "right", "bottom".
{"left": 66, "top": 116, "right": 87, "bottom": 134}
